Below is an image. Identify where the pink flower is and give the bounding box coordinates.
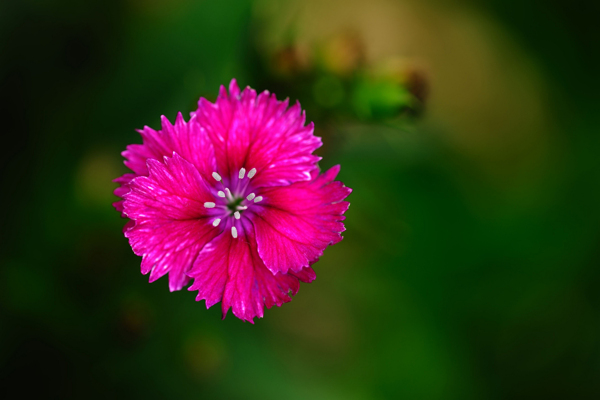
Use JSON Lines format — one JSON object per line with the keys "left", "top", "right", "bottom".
{"left": 114, "top": 80, "right": 351, "bottom": 322}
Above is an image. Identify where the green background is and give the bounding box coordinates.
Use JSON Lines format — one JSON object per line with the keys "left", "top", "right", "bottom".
{"left": 1, "top": 0, "right": 600, "bottom": 398}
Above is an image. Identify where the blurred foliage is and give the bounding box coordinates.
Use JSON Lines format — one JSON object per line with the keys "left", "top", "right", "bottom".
{"left": 1, "top": 0, "right": 600, "bottom": 399}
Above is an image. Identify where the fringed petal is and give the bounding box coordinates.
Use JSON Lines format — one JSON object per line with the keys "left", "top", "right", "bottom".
{"left": 193, "top": 79, "right": 321, "bottom": 188}
{"left": 252, "top": 165, "right": 351, "bottom": 274}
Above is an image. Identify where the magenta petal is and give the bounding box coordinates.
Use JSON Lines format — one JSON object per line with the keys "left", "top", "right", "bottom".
{"left": 131, "top": 219, "right": 216, "bottom": 291}
{"left": 115, "top": 113, "right": 216, "bottom": 221}
{"left": 122, "top": 113, "right": 217, "bottom": 180}
{"left": 112, "top": 173, "right": 137, "bottom": 216}
{"left": 188, "top": 228, "right": 314, "bottom": 323}
{"left": 289, "top": 265, "right": 317, "bottom": 283}
{"left": 253, "top": 165, "right": 352, "bottom": 274}
{"left": 124, "top": 154, "right": 214, "bottom": 221}
{"left": 157, "top": 113, "right": 217, "bottom": 181}
{"left": 194, "top": 79, "right": 322, "bottom": 187}
{"left": 122, "top": 153, "right": 219, "bottom": 291}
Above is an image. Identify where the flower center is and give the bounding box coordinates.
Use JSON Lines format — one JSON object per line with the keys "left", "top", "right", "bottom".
{"left": 227, "top": 197, "right": 244, "bottom": 213}
{"left": 203, "top": 168, "right": 264, "bottom": 238}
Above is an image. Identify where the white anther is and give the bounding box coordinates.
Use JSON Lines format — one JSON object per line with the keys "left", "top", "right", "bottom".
{"left": 231, "top": 227, "right": 238, "bottom": 238}
{"left": 246, "top": 193, "right": 255, "bottom": 201}
{"left": 254, "top": 196, "right": 263, "bottom": 203}
{"left": 224, "top": 188, "right": 232, "bottom": 198}
{"left": 239, "top": 168, "right": 246, "bottom": 179}
{"left": 237, "top": 206, "right": 248, "bottom": 210}
{"left": 204, "top": 202, "right": 216, "bottom": 208}
{"left": 217, "top": 191, "right": 225, "bottom": 198}
{"left": 248, "top": 168, "right": 256, "bottom": 178}
{"left": 212, "top": 218, "right": 221, "bottom": 227}
{"left": 234, "top": 211, "right": 241, "bottom": 220}
{"left": 212, "top": 172, "right": 221, "bottom": 181}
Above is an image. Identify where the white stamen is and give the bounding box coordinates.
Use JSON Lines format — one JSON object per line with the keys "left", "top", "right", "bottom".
{"left": 224, "top": 188, "right": 232, "bottom": 198}
{"left": 246, "top": 193, "right": 255, "bottom": 201}
{"left": 237, "top": 205, "right": 248, "bottom": 210}
{"left": 254, "top": 196, "right": 263, "bottom": 203}
{"left": 231, "top": 227, "right": 238, "bottom": 238}
{"left": 234, "top": 211, "right": 240, "bottom": 220}
{"left": 212, "top": 218, "right": 221, "bottom": 227}
{"left": 248, "top": 168, "right": 256, "bottom": 178}
{"left": 217, "top": 191, "right": 225, "bottom": 198}
{"left": 239, "top": 168, "right": 246, "bottom": 179}
{"left": 204, "top": 202, "right": 216, "bottom": 208}
{"left": 212, "top": 172, "right": 221, "bottom": 181}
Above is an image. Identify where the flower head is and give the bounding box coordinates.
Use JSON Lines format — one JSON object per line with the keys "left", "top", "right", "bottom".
{"left": 114, "top": 80, "right": 351, "bottom": 322}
